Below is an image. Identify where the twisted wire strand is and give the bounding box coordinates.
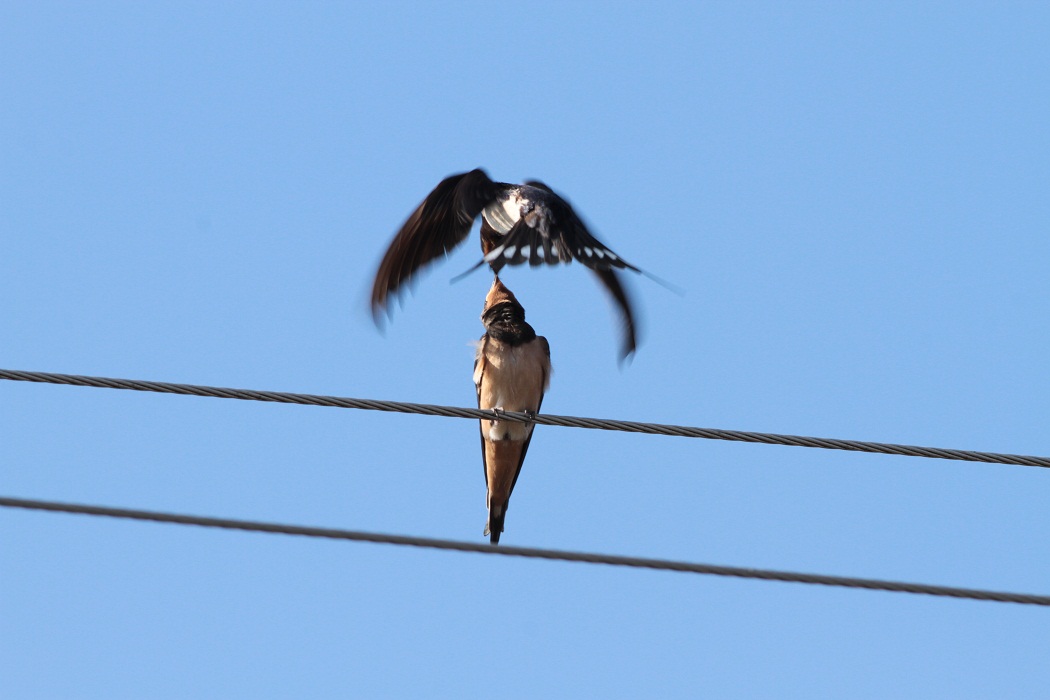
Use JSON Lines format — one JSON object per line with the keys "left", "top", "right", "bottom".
{"left": 3, "top": 368, "right": 1049, "bottom": 468}
{"left": 2, "top": 495, "right": 1047, "bottom": 606}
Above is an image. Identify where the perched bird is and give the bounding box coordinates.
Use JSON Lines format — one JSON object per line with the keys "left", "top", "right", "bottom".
{"left": 371, "top": 168, "right": 642, "bottom": 360}
{"left": 473, "top": 278, "right": 551, "bottom": 544}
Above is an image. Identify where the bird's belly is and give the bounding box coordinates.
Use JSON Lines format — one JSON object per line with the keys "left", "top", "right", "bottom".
{"left": 483, "top": 348, "right": 543, "bottom": 410}
{"left": 480, "top": 345, "right": 545, "bottom": 441}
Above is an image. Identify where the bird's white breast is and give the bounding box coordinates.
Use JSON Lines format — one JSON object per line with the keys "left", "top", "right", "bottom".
{"left": 482, "top": 193, "right": 525, "bottom": 234}
{"left": 478, "top": 340, "right": 549, "bottom": 442}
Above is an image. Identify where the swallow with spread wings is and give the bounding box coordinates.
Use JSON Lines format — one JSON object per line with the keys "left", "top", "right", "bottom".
{"left": 371, "top": 168, "right": 645, "bottom": 360}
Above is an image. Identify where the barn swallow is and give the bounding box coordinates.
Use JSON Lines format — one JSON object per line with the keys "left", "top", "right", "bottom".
{"left": 473, "top": 278, "right": 551, "bottom": 544}
{"left": 371, "top": 168, "right": 642, "bottom": 360}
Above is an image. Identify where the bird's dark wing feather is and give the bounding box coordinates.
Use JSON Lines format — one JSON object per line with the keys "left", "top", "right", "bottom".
{"left": 592, "top": 268, "right": 638, "bottom": 361}
{"left": 474, "top": 333, "right": 490, "bottom": 489}
{"left": 484, "top": 215, "right": 573, "bottom": 269}
{"left": 371, "top": 169, "right": 498, "bottom": 319}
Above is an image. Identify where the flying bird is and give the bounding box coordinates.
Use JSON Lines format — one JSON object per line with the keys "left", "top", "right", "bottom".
{"left": 371, "top": 168, "right": 642, "bottom": 359}
{"left": 473, "top": 278, "right": 551, "bottom": 544}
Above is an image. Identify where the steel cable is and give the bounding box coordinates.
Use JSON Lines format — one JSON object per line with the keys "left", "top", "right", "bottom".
{"left": 3, "top": 495, "right": 1048, "bottom": 607}
{"left": 3, "top": 368, "right": 1048, "bottom": 468}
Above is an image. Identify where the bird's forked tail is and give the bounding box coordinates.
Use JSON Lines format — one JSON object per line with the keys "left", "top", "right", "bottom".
{"left": 485, "top": 501, "right": 507, "bottom": 545}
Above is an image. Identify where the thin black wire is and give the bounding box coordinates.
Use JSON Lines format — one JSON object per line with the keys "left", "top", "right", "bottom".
{"left": 2, "top": 495, "right": 1047, "bottom": 606}
{"left": 3, "top": 368, "right": 1049, "bottom": 468}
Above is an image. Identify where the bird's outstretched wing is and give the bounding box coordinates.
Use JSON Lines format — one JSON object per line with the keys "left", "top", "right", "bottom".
{"left": 481, "top": 181, "right": 641, "bottom": 360}
{"left": 592, "top": 267, "right": 639, "bottom": 361}
{"left": 482, "top": 180, "right": 641, "bottom": 274}
{"left": 371, "top": 168, "right": 498, "bottom": 320}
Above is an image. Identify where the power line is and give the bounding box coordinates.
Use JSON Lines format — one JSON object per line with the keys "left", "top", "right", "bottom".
{"left": 2, "top": 495, "right": 1047, "bottom": 607}
{"left": 3, "top": 368, "right": 1049, "bottom": 468}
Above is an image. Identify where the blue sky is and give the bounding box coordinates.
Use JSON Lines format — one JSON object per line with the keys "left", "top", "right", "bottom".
{"left": 3, "top": 2, "right": 1050, "bottom": 697}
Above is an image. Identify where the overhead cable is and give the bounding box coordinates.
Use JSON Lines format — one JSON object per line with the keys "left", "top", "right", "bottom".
{"left": 3, "top": 368, "right": 1048, "bottom": 468}
{"left": 2, "top": 495, "right": 1047, "bottom": 607}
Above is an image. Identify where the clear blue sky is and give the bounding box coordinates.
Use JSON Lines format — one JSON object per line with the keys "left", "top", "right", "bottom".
{"left": 3, "top": 2, "right": 1049, "bottom": 697}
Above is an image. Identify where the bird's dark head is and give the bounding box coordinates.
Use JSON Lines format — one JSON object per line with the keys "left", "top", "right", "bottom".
{"left": 481, "top": 278, "right": 531, "bottom": 338}
{"left": 483, "top": 278, "right": 523, "bottom": 316}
